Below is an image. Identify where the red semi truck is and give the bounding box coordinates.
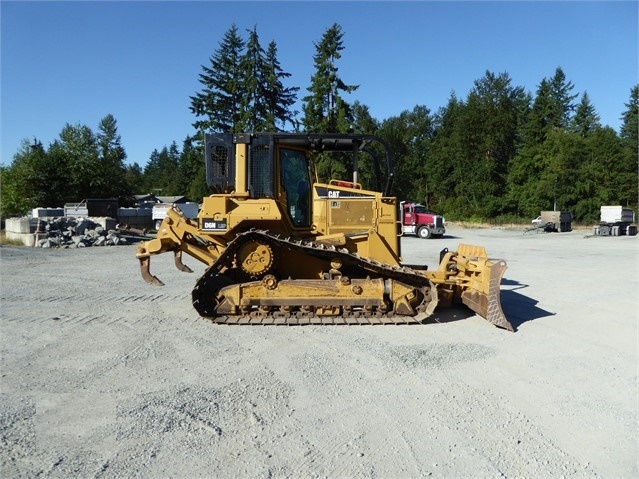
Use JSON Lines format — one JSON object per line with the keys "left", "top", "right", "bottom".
{"left": 400, "top": 201, "right": 446, "bottom": 239}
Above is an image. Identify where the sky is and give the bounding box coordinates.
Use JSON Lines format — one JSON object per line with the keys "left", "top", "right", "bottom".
{"left": 1, "top": 1, "right": 637, "bottom": 167}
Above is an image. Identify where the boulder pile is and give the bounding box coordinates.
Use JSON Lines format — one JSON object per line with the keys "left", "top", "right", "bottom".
{"left": 34, "top": 217, "right": 128, "bottom": 248}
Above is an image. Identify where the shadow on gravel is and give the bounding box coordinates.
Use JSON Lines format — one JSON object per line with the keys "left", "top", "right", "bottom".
{"left": 499, "top": 278, "right": 555, "bottom": 331}
{"left": 425, "top": 278, "right": 554, "bottom": 332}
{"left": 424, "top": 305, "right": 476, "bottom": 326}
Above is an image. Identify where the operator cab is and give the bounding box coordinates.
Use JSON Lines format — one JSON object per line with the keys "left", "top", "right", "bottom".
{"left": 204, "top": 132, "right": 393, "bottom": 231}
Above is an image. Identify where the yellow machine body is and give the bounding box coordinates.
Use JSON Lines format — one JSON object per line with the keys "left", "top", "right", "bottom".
{"left": 136, "top": 133, "right": 512, "bottom": 331}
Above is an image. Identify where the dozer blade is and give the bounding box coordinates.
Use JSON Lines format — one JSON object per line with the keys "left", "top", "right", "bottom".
{"left": 460, "top": 259, "right": 512, "bottom": 331}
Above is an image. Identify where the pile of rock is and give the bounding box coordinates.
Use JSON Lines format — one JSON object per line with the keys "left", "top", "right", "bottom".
{"left": 35, "top": 217, "right": 128, "bottom": 248}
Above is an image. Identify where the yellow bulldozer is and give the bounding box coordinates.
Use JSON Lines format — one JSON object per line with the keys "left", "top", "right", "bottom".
{"left": 136, "top": 132, "right": 513, "bottom": 331}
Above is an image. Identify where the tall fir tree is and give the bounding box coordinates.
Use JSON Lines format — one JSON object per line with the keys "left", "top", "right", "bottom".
{"left": 96, "top": 114, "right": 129, "bottom": 198}
{"left": 238, "top": 26, "right": 267, "bottom": 132}
{"left": 619, "top": 85, "right": 639, "bottom": 211}
{"left": 302, "top": 24, "right": 359, "bottom": 183}
{"left": 263, "top": 40, "right": 299, "bottom": 131}
{"left": 548, "top": 67, "right": 578, "bottom": 130}
{"left": 620, "top": 85, "right": 638, "bottom": 151}
{"left": 571, "top": 92, "right": 600, "bottom": 137}
{"left": 190, "top": 25, "right": 246, "bottom": 133}
{"left": 302, "top": 23, "right": 358, "bottom": 134}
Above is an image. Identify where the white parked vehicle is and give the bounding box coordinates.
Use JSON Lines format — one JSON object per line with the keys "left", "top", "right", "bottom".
{"left": 152, "top": 202, "right": 199, "bottom": 230}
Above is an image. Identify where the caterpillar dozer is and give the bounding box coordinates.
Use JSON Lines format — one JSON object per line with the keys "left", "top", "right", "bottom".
{"left": 136, "top": 132, "right": 513, "bottom": 331}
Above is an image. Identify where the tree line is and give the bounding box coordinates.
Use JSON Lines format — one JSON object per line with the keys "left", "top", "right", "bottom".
{"left": 1, "top": 23, "right": 637, "bottom": 224}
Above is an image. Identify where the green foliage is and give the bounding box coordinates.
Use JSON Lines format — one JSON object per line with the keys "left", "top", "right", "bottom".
{"left": 619, "top": 85, "right": 639, "bottom": 213}
{"left": 262, "top": 40, "right": 300, "bottom": 131}
{"left": 190, "top": 24, "right": 298, "bottom": 134}
{"left": 96, "top": 114, "right": 129, "bottom": 198}
{"left": 571, "top": 92, "right": 600, "bottom": 137}
{"left": 302, "top": 23, "right": 360, "bottom": 183}
{"left": 0, "top": 139, "right": 65, "bottom": 217}
{"left": 1, "top": 116, "right": 137, "bottom": 216}
{"left": 302, "top": 23, "right": 358, "bottom": 134}
{"left": 190, "top": 24, "right": 245, "bottom": 133}
{"left": 142, "top": 143, "right": 181, "bottom": 196}
{"left": 178, "top": 135, "right": 209, "bottom": 200}
{"left": 4, "top": 20, "right": 637, "bottom": 227}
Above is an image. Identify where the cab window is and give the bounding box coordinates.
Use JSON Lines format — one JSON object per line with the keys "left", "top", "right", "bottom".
{"left": 280, "top": 149, "right": 311, "bottom": 227}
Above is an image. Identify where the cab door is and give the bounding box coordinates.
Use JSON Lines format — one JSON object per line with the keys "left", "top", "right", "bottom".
{"left": 279, "top": 148, "right": 311, "bottom": 227}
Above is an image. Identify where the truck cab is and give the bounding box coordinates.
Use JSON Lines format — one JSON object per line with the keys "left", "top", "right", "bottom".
{"left": 400, "top": 201, "right": 446, "bottom": 239}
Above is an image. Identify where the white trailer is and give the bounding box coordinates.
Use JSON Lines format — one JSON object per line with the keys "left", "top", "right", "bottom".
{"left": 592, "top": 206, "right": 637, "bottom": 236}
{"left": 152, "top": 202, "right": 199, "bottom": 230}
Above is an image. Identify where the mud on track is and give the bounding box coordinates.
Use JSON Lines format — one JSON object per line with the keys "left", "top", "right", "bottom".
{"left": 1, "top": 225, "right": 637, "bottom": 478}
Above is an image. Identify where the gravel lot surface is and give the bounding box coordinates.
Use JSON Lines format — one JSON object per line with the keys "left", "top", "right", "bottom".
{"left": 1, "top": 224, "right": 637, "bottom": 478}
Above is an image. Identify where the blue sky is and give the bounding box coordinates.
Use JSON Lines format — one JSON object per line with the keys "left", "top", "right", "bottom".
{"left": 2, "top": 1, "right": 637, "bottom": 167}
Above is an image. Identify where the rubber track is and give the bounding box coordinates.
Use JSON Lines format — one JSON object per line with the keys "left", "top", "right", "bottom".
{"left": 192, "top": 229, "right": 436, "bottom": 325}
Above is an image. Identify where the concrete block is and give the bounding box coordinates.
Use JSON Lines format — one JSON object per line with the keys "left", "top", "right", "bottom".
{"left": 32, "top": 208, "right": 64, "bottom": 218}
{"left": 4, "top": 231, "right": 35, "bottom": 247}
{"left": 6, "top": 217, "right": 32, "bottom": 234}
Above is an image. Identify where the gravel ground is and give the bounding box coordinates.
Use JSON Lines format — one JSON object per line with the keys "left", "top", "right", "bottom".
{"left": 1, "top": 224, "right": 637, "bottom": 478}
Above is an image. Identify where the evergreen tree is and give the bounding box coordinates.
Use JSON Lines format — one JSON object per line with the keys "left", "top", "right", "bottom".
{"left": 263, "top": 40, "right": 299, "bottom": 131}
{"left": 620, "top": 85, "right": 638, "bottom": 149}
{"left": 238, "top": 26, "right": 267, "bottom": 131}
{"left": 619, "top": 85, "right": 639, "bottom": 211}
{"left": 96, "top": 114, "right": 129, "bottom": 198}
{"left": 302, "top": 23, "right": 358, "bottom": 133}
{"left": 506, "top": 69, "right": 581, "bottom": 218}
{"left": 573, "top": 126, "right": 624, "bottom": 221}
{"left": 190, "top": 25, "right": 246, "bottom": 133}
{"left": 378, "top": 106, "right": 433, "bottom": 205}
{"left": 350, "top": 101, "right": 379, "bottom": 135}
{"left": 427, "top": 94, "right": 467, "bottom": 217}
{"left": 537, "top": 129, "right": 583, "bottom": 214}
{"left": 302, "top": 23, "right": 359, "bottom": 183}
{"left": 123, "top": 163, "right": 145, "bottom": 201}
{"left": 190, "top": 24, "right": 298, "bottom": 135}
{"left": 571, "top": 92, "right": 600, "bottom": 137}
{"left": 142, "top": 144, "right": 181, "bottom": 196}
{"left": 346, "top": 101, "right": 381, "bottom": 189}
{"left": 548, "top": 67, "right": 578, "bottom": 130}
{"left": 523, "top": 78, "right": 554, "bottom": 144}
{"left": 177, "top": 135, "right": 209, "bottom": 201}
{"left": 434, "top": 71, "right": 523, "bottom": 218}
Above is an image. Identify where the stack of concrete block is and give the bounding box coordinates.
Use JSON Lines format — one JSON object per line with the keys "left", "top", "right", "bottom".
{"left": 5, "top": 216, "right": 128, "bottom": 248}
{"left": 4, "top": 217, "right": 41, "bottom": 246}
